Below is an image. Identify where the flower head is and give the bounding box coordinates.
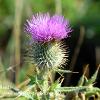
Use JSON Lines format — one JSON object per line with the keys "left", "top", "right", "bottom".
{"left": 24, "top": 13, "right": 72, "bottom": 42}
{"left": 24, "top": 13, "right": 71, "bottom": 69}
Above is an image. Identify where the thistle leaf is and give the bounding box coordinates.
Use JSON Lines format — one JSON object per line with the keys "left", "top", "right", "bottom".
{"left": 77, "top": 75, "right": 85, "bottom": 86}
{"left": 54, "top": 68, "right": 77, "bottom": 73}
{"left": 85, "top": 87, "right": 100, "bottom": 98}
{"left": 48, "top": 81, "right": 61, "bottom": 92}
{"left": 56, "top": 86, "right": 87, "bottom": 93}
{"left": 85, "top": 66, "right": 100, "bottom": 86}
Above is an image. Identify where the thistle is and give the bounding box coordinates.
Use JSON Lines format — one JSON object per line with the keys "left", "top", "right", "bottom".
{"left": 24, "top": 13, "right": 72, "bottom": 69}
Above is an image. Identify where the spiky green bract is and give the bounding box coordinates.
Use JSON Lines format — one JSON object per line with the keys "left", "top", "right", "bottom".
{"left": 77, "top": 66, "right": 100, "bottom": 99}
{"left": 25, "top": 40, "right": 67, "bottom": 70}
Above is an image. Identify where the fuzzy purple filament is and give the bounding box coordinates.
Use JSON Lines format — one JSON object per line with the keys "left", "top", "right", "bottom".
{"left": 24, "top": 13, "right": 72, "bottom": 42}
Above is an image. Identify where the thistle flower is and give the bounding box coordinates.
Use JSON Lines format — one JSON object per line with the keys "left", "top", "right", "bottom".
{"left": 24, "top": 13, "right": 72, "bottom": 42}
{"left": 24, "top": 13, "right": 72, "bottom": 69}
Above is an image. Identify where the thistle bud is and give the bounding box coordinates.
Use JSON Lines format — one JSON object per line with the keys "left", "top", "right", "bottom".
{"left": 24, "top": 13, "right": 72, "bottom": 69}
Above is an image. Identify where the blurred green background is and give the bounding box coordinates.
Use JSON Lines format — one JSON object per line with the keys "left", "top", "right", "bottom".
{"left": 0, "top": 0, "right": 100, "bottom": 84}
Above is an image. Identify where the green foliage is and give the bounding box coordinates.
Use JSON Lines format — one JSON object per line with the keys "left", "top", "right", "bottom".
{"left": 28, "top": 75, "right": 44, "bottom": 85}
{"left": 0, "top": 66, "right": 99, "bottom": 100}
{"left": 77, "top": 66, "right": 100, "bottom": 99}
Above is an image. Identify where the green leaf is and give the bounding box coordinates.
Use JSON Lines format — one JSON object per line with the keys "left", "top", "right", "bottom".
{"left": 77, "top": 75, "right": 85, "bottom": 86}
{"left": 54, "top": 68, "right": 77, "bottom": 73}
{"left": 48, "top": 81, "right": 61, "bottom": 92}
{"left": 85, "top": 67, "right": 100, "bottom": 86}
{"left": 85, "top": 87, "right": 100, "bottom": 98}
{"left": 56, "top": 86, "right": 87, "bottom": 93}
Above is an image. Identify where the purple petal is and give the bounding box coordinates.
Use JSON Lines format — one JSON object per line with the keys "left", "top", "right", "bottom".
{"left": 24, "top": 13, "right": 72, "bottom": 42}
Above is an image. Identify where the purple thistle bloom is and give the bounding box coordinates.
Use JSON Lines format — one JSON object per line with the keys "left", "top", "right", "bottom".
{"left": 24, "top": 13, "right": 72, "bottom": 42}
